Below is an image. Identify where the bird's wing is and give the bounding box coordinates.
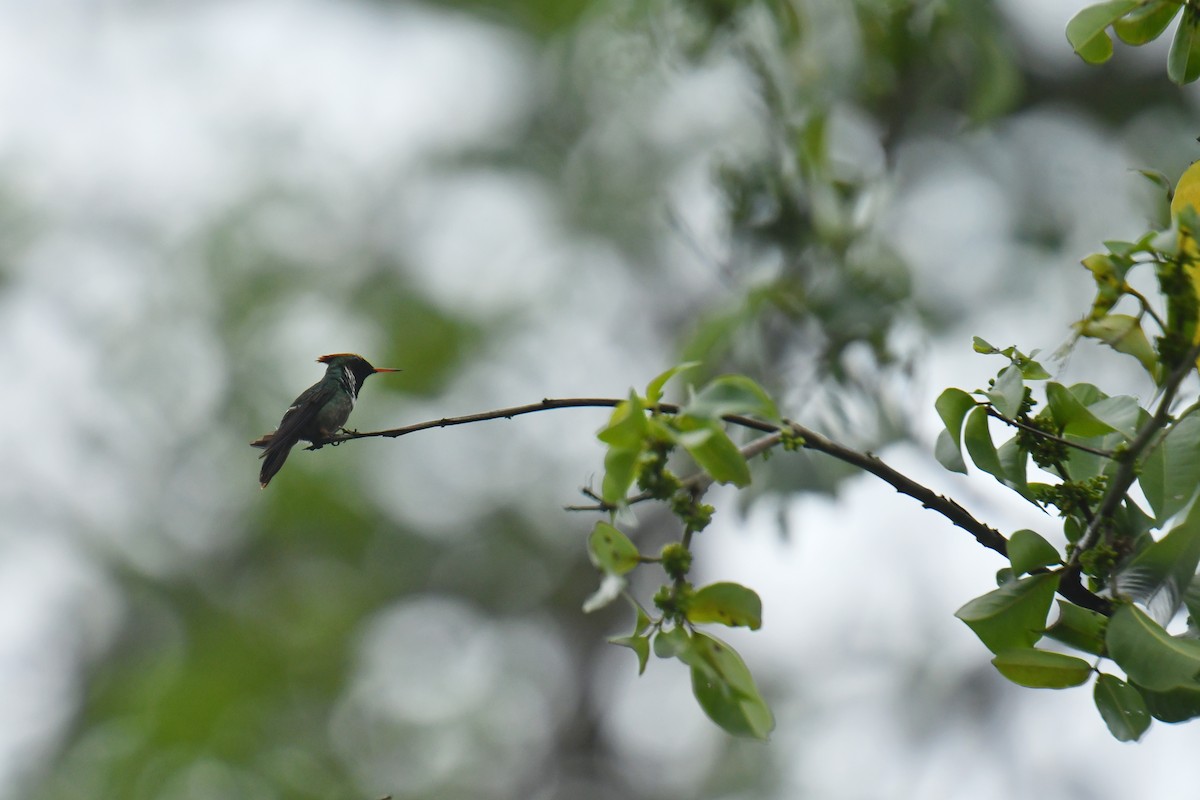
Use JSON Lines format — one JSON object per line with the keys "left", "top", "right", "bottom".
{"left": 265, "top": 381, "right": 337, "bottom": 446}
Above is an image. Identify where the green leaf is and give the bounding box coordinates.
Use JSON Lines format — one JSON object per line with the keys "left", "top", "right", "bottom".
{"left": 687, "top": 582, "right": 763, "bottom": 630}
{"left": 1065, "top": 382, "right": 1106, "bottom": 405}
{"left": 645, "top": 362, "right": 700, "bottom": 406}
{"left": 1140, "top": 413, "right": 1200, "bottom": 523}
{"left": 688, "top": 632, "right": 774, "bottom": 740}
{"left": 630, "top": 602, "right": 652, "bottom": 636}
{"left": 1113, "top": 0, "right": 1181, "bottom": 45}
{"left": 1113, "top": 0, "right": 1181, "bottom": 44}
{"left": 653, "top": 625, "right": 690, "bottom": 659}
{"left": 955, "top": 573, "right": 1060, "bottom": 654}
{"left": 609, "top": 633, "right": 651, "bottom": 675}
{"left": 963, "top": 405, "right": 1005, "bottom": 479}
{"left": 597, "top": 392, "right": 649, "bottom": 505}
{"left": 1169, "top": 5, "right": 1200, "bottom": 84}
{"left": 1086, "top": 395, "right": 1142, "bottom": 439}
{"left": 1044, "top": 600, "right": 1108, "bottom": 655}
{"left": 935, "top": 429, "right": 968, "bottom": 474}
{"left": 598, "top": 391, "right": 648, "bottom": 447}
{"left": 1133, "top": 680, "right": 1200, "bottom": 722}
{"left": 1066, "top": 0, "right": 1140, "bottom": 63}
{"left": 587, "top": 522, "right": 641, "bottom": 576}
{"left": 934, "top": 388, "right": 977, "bottom": 474}
{"left": 1102, "top": 239, "right": 1139, "bottom": 257}
{"left": 991, "top": 648, "right": 1093, "bottom": 688}
{"left": 996, "top": 435, "right": 1032, "bottom": 499}
{"left": 986, "top": 364, "right": 1025, "bottom": 419}
{"left": 1115, "top": 497, "right": 1200, "bottom": 620}
{"left": 1094, "top": 674, "right": 1152, "bottom": 741}
{"left": 1017, "top": 357, "right": 1052, "bottom": 381}
{"left": 1045, "top": 382, "right": 1117, "bottom": 437}
{"left": 936, "top": 389, "right": 978, "bottom": 432}
{"left": 972, "top": 336, "right": 999, "bottom": 354}
{"left": 1106, "top": 604, "right": 1200, "bottom": 690}
{"left": 675, "top": 418, "right": 752, "bottom": 487}
{"left": 601, "top": 446, "right": 640, "bottom": 507}
{"left": 1076, "top": 314, "right": 1160, "bottom": 379}
{"left": 683, "top": 375, "right": 781, "bottom": 423}
{"left": 1008, "top": 529, "right": 1062, "bottom": 575}
{"left": 962, "top": 408, "right": 1031, "bottom": 497}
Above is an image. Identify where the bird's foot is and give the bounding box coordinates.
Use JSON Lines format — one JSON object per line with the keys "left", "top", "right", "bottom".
{"left": 326, "top": 427, "right": 360, "bottom": 446}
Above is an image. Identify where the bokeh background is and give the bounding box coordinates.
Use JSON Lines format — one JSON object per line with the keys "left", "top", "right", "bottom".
{"left": 3, "top": 0, "right": 1199, "bottom": 798}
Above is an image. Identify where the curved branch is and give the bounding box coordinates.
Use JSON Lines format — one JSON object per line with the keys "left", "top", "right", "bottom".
{"left": 319, "top": 397, "right": 1110, "bottom": 613}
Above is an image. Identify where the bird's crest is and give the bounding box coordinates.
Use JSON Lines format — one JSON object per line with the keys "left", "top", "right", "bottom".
{"left": 317, "top": 353, "right": 365, "bottom": 364}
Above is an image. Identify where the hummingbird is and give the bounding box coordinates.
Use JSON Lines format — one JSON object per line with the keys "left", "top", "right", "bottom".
{"left": 251, "top": 353, "right": 400, "bottom": 488}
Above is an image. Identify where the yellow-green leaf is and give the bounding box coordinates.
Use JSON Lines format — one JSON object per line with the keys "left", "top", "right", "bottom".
{"left": 587, "top": 521, "right": 640, "bottom": 575}
{"left": 687, "top": 582, "right": 762, "bottom": 630}
{"left": 1066, "top": 0, "right": 1140, "bottom": 63}
{"left": 1075, "top": 314, "right": 1159, "bottom": 380}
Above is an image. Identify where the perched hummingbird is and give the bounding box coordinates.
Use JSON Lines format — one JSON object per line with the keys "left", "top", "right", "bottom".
{"left": 251, "top": 353, "right": 400, "bottom": 488}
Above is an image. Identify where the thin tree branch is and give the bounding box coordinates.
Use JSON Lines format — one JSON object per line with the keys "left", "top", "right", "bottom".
{"left": 985, "top": 408, "right": 1115, "bottom": 458}
{"left": 320, "top": 397, "right": 1111, "bottom": 613}
{"left": 313, "top": 398, "right": 633, "bottom": 444}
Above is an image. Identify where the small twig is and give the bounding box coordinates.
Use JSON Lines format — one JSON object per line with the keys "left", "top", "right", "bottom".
{"left": 565, "top": 486, "right": 616, "bottom": 513}
{"left": 985, "top": 408, "right": 1115, "bottom": 459}
{"left": 1126, "top": 286, "right": 1168, "bottom": 333}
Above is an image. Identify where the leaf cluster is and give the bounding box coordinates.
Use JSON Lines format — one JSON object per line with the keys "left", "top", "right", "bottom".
{"left": 1068, "top": 1, "right": 1200, "bottom": 84}
{"left": 583, "top": 367, "right": 781, "bottom": 738}
{"left": 935, "top": 204, "right": 1200, "bottom": 738}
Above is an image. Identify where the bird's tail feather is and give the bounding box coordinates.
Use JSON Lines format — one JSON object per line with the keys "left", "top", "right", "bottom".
{"left": 258, "top": 438, "right": 295, "bottom": 489}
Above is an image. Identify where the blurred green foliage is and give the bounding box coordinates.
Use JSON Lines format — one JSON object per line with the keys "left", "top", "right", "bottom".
{"left": 11, "top": 0, "right": 1196, "bottom": 797}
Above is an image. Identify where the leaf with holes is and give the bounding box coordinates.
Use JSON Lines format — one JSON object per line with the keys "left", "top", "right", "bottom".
{"left": 587, "top": 521, "right": 640, "bottom": 576}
